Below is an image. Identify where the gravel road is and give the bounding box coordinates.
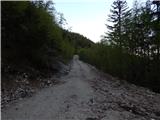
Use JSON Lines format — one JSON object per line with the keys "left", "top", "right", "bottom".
{"left": 2, "top": 55, "right": 160, "bottom": 120}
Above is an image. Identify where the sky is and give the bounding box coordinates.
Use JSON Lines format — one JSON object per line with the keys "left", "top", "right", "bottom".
{"left": 54, "top": 0, "right": 146, "bottom": 42}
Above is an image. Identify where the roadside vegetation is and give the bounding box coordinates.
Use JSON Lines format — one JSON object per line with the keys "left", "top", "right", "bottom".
{"left": 1, "top": 0, "right": 160, "bottom": 96}
{"left": 1, "top": 1, "right": 93, "bottom": 104}
{"left": 2, "top": 1, "right": 93, "bottom": 78}
{"left": 79, "top": 0, "right": 160, "bottom": 92}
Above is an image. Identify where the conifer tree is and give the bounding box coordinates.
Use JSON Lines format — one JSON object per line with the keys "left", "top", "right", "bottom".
{"left": 106, "top": 0, "right": 129, "bottom": 48}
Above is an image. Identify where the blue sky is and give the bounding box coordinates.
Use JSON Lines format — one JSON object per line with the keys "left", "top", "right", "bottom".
{"left": 54, "top": 0, "right": 146, "bottom": 42}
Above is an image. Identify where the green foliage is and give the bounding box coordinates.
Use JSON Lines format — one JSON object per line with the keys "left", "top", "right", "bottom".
{"left": 79, "top": 43, "right": 160, "bottom": 92}
{"left": 79, "top": 0, "right": 160, "bottom": 93}
{"left": 62, "top": 30, "right": 94, "bottom": 52}
{"left": 2, "top": 1, "right": 92, "bottom": 73}
{"left": 2, "top": 1, "right": 58, "bottom": 68}
{"left": 60, "top": 40, "right": 75, "bottom": 62}
{"left": 106, "top": 0, "right": 130, "bottom": 47}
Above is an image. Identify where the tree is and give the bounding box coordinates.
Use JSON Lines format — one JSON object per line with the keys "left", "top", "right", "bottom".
{"left": 80, "top": 0, "right": 160, "bottom": 92}
{"left": 106, "top": 0, "right": 130, "bottom": 48}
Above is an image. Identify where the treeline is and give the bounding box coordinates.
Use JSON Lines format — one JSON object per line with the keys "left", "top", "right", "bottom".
{"left": 79, "top": 0, "right": 160, "bottom": 92}
{"left": 2, "top": 1, "right": 93, "bottom": 75}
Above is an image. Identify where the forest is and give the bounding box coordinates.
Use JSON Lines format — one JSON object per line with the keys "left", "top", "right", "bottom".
{"left": 2, "top": 1, "right": 93, "bottom": 78}
{"left": 1, "top": 0, "right": 160, "bottom": 93}
{"left": 79, "top": 0, "right": 160, "bottom": 92}
{"left": 2, "top": 1, "right": 160, "bottom": 119}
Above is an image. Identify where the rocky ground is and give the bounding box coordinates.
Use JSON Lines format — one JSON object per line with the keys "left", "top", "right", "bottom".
{"left": 1, "top": 61, "right": 71, "bottom": 109}
{"left": 88, "top": 67, "right": 160, "bottom": 120}
{"left": 2, "top": 56, "right": 160, "bottom": 120}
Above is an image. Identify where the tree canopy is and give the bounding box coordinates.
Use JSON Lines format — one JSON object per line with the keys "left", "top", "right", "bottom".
{"left": 2, "top": 0, "right": 93, "bottom": 74}
{"left": 79, "top": 0, "right": 160, "bottom": 93}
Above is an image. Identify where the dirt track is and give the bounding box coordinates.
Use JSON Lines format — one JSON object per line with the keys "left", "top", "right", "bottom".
{"left": 2, "top": 55, "right": 160, "bottom": 120}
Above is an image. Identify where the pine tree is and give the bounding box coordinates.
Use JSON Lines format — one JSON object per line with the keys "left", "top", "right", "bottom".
{"left": 106, "top": 0, "right": 129, "bottom": 48}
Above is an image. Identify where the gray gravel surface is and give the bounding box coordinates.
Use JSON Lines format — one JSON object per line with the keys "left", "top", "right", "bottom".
{"left": 2, "top": 55, "right": 160, "bottom": 120}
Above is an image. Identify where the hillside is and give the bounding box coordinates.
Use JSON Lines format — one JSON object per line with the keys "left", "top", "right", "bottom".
{"left": 1, "top": 1, "right": 93, "bottom": 107}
